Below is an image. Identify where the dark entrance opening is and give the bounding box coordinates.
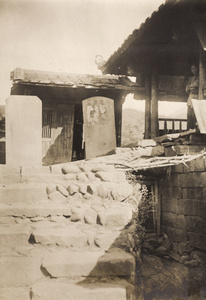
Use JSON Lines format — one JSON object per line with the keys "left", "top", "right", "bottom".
{"left": 72, "top": 104, "right": 84, "bottom": 160}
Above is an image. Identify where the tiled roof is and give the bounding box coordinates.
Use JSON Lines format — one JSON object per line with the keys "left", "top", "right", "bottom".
{"left": 10, "top": 68, "right": 139, "bottom": 90}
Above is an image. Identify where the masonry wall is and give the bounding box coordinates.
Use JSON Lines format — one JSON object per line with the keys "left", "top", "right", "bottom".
{"left": 160, "top": 154, "right": 206, "bottom": 251}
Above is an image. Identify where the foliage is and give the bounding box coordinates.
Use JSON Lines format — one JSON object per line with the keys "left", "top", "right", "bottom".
{"left": 138, "top": 185, "right": 153, "bottom": 227}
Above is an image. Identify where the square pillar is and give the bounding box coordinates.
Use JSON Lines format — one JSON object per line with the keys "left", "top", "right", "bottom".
{"left": 6, "top": 96, "right": 42, "bottom": 166}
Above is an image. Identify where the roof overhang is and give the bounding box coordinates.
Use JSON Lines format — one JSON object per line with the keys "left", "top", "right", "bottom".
{"left": 10, "top": 68, "right": 140, "bottom": 92}
{"left": 102, "top": 0, "right": 206, "bottom": 76}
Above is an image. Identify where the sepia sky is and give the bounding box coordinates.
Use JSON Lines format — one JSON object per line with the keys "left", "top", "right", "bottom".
{"left": 0, "top": 0, "right": 165, "bottom": 104}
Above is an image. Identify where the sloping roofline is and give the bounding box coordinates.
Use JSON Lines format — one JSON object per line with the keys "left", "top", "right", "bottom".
{"left": 102, "top": 0, "right": 206, "bottom": 75}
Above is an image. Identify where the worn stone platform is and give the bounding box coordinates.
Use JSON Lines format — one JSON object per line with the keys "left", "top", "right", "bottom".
{"left": 0, "top": 161, "right": 139, "bottom": 299}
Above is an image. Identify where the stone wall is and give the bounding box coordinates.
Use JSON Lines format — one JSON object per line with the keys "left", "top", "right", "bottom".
{"left": 160, "top": 154, "right": 206, "bottom": 251}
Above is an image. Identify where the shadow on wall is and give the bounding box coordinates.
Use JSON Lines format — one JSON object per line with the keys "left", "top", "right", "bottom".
{"left": 43, "top": 124, "right": 73, "bottom": 166}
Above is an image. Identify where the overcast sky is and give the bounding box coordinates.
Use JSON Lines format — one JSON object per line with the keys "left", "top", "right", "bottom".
{"left": 0, "top": 0, "right": 165, "bottom": 104}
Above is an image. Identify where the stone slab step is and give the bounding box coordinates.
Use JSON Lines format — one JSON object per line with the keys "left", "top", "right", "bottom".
{"left": 31, "top": 281, "right": 128, "bottom": 300}
{"left": 0, "top": 224, "right": 31, "bottom": 248}
{"left": 0, "top": 287, "right": 29, "bottom": 300}
{"left": 42, "top": 249, "right": 135, "bottom": 278}
{"left": 0, "top": 202, "right": 71, "bottom": 218}
{"left": 0, "top": 185, "right": 47, "bottom": 204}
{"left": 31, "top": 226, "right": 88, "bottom": 247}
{"left": 0, "top": 255, "right": 43, "bottom": 288}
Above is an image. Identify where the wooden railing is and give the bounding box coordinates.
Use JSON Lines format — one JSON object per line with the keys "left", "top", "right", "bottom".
{"left": 158, "top": 118, "right": 187, "bottom": 135}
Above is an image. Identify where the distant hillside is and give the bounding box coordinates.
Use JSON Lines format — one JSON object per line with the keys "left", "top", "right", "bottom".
{"left": 121, "top": 108, "right": 144, "bottom": 147}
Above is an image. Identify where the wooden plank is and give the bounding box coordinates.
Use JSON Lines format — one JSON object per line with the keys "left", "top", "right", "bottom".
{"left": 192, "top": 99, "right": 206, "bottom": 133}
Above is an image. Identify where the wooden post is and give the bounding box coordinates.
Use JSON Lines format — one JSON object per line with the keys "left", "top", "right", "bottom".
{"left": 198, "top": 48, "right": 206, "bottom": 100}
{"left": 155, "top": 180, "right": 161, "bottom": 236}
{"left": 144, "top": 74, "right": 151, "bottom": 139}
{"left": 114, "top": 94, "right": 125, "bottom": 147}
{"left": 151, "top": 73, "right": 159, "bottom": 138}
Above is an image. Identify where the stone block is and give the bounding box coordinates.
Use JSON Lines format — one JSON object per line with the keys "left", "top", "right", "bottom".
{"left": 0, "top": 185, "right": 47, "bottom": 204}
{"left": 6, "top": 96, "right": 42, "bottom": 166}
{"left": 188, "top": 156, "right": 206, "bottom": 172}
{"left": 31, "top": 282, "right": 127, "bottom": 300}
{"left": 186, "top": 216, "right": 206, "bottom": 234}
{"left": 0, "top": 225, "right": 31, "bottom": 249}
{"left": 182, "top": 188, "right": 188, "bottom": 199}
{"left": 87, "top": 184, "right": 97, "bottom": 195}
{"left": 95, "top": 171, "right": 126, "bottom": 183}
{"left": 76, "top": 172, "right": 89, "bottom": 182}
{"left": 61, "top": 164, "right": 80, "bottom": 174}
{"left": 46, "top": 184, "right": 56, "bottom": 195}
{"left": 97, "top": 184, "right": 109, "bottom": 198}
{"left": 94, "top": 230, "right": 120, "bottom": 249}
{"left": 67, "top": 183, "right": 79, "bottom": 195}
{"left": 171, "top": 173, "right": 182, "bottom": 187}
{"left": 163, "top": 226, "right": 188, "bottom": 243}
{"left": 109, "top": 182, "right": 133, "bottom": 202}
{"left": 56, "top": 184, "right": 69, "bottom": 197}
{"left": 180, "top": 174, "right": 188, "bottom": 187}
{"left": 21, "top": 166, "right": 50, "bottom": 176}
{"left": 48, "top": 191, "right": 66, "bottom": 202}
{"left": 98, "top": 206, "right": 133, "bottom": 228}
{"left": 0, "top": 165, "right": 20, "bottom": 184}
{"left": 31, "top": 226, "right": 88, "bottom": 247}
{"left": 86, "top": 171, "right": 96, "bottom": 181}
{"left": 0, "top": 256, "right": 42, "bottom": 287}
{"left": 78, "top": 184, "right": 87, "bottom": 195}
{"left": 162, "top": 212, "right": 186, "bottom": 230}
{"left": 0, "top": 202, "right": 71, "bottom": 218}
{"left": 64, "top": 173, "right": 77, "bottom": 181}
{"left": 70, "top": 207, "right": 85, "bottom": 222}
{"left": 172, "top": 187, "right": 182, "bottom": 199}
{"left": 0, "top": 287, "right": 29, "bottom": 300}
{"left": 84, "top": 209, "right": 97, "bottom": 225}
{"left": 42, "top": 249, "right": 134, "bottom": 278}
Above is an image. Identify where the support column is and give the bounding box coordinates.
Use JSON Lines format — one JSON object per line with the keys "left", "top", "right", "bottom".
{"left": 6, "top": 95, "right": 42, "bottom": 166}
{"left": 198, "top": 48, "right": 206, "bottom": 100}
{"left": 151, "top": 73, "right": 159, "bottom": 138}
{"left": 114, "top": 94, "right": 125, "bottom": 147}
{"left": 144, "top": 74, "right": 151, "bottom": 139}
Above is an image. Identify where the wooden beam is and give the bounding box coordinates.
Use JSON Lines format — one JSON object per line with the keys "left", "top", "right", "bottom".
{"left": 151, "top": 73, "right": 159, "bottom": 138}
{"left": 144, "top": 74, "right": 151, "bottom": 139}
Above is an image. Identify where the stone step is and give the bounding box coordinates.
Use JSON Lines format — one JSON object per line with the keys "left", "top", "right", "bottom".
{"left": 0, "top": 254, "right": 43, "bottom": 288}
{"left": 41, "top": 248, "right": 135, "bottom": 279}
{"left": 0, "top": 202, "right": 71, "bottom": 218}
{"left": 0, "top": 287, "right": 29, "bottom": 300}
{"left": 0, "top": 224, "right": 31, "bottom": 249}
{"left": 31, "top": 223, "right": 122, "bottom": 248}
{"left": 31, "top": 225, "right": 89, "bottom": 247}
{"left": 0, "top": 248, "right": 135, "bottom": 289}
{"left": 0, "top": 184, "right": 47, "bottom": 204}
{"left": 31, "top": 280, "right": 130, "bottom": 300}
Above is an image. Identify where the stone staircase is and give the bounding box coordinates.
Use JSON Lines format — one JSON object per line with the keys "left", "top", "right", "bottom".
{"left": 0, "top": 161, "right": 139, "bottom": 300}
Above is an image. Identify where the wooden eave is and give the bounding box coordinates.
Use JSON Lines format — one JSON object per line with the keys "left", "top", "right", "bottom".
{"left": 102, "top": 0, "right": 206, "bottom": 76}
